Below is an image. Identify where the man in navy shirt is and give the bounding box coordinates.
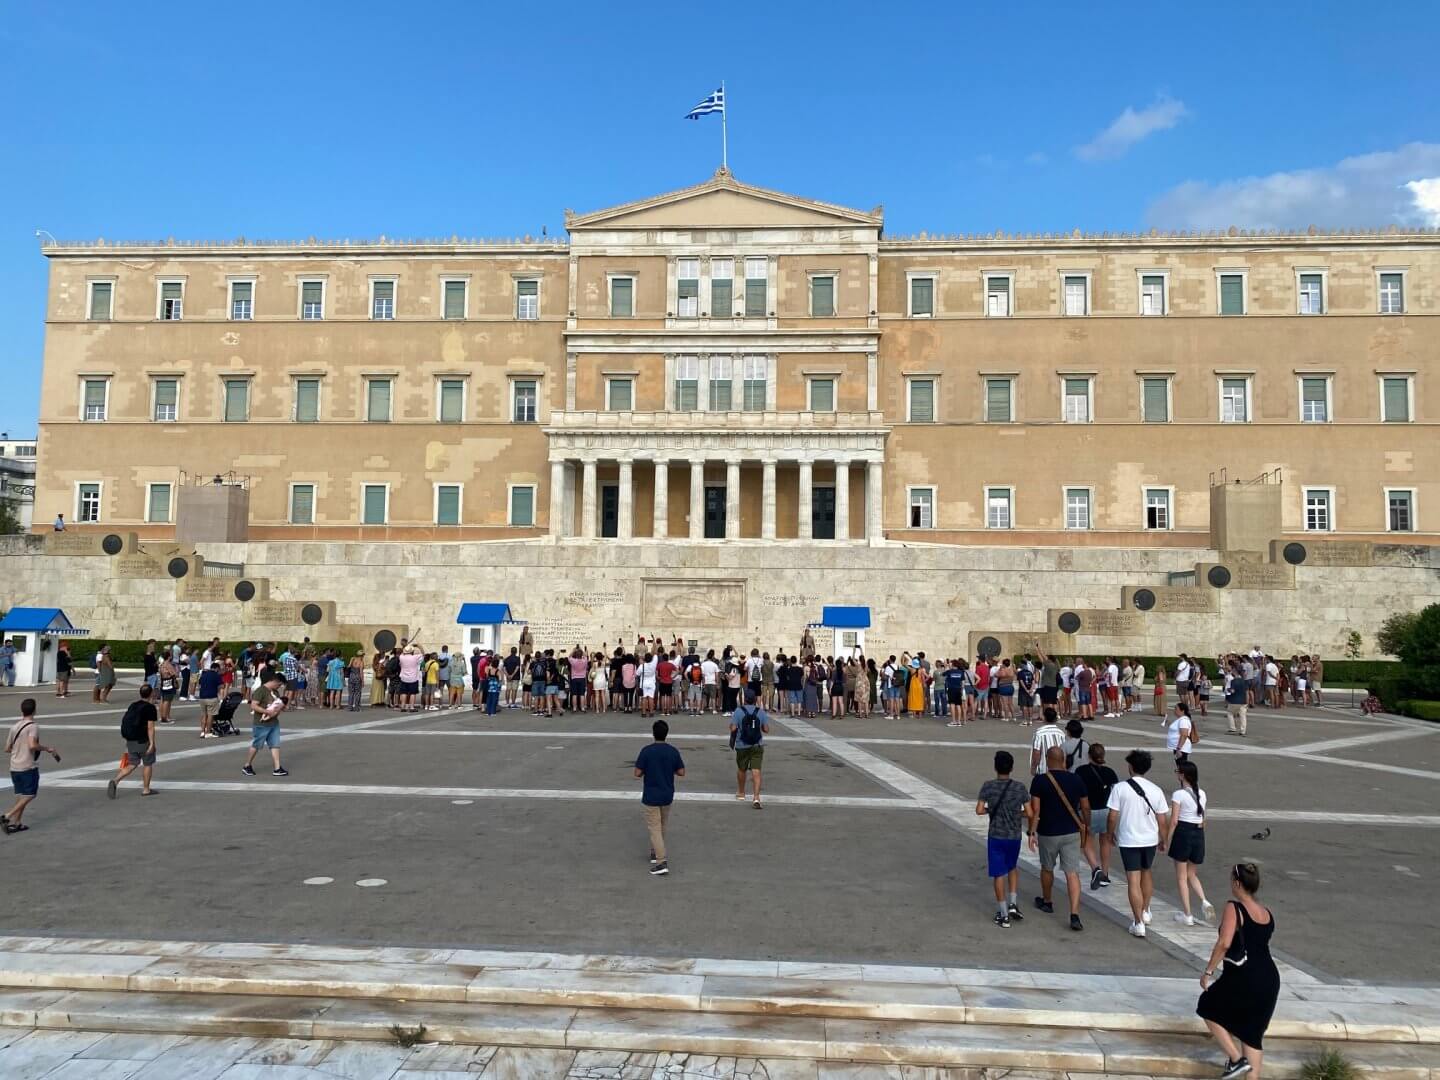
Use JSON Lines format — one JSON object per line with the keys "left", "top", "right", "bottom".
{"left": 634, "top": 719, "right": 685, "bottom": 876}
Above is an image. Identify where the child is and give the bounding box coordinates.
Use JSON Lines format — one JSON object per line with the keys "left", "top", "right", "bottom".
{"left": 423, "top": 653, "right": 440, "bottom": 711}
{"left": 1360, "top": 688, "right": 1383, "bottom": 716}
{"left": 486, "top": 665, "right": 502, "bottom": 716}
{"left": 975, "top": 750, "right": 1031, "bottom": 928}
{"left": 197, "top": 662, "right": 223, "bottom": 739}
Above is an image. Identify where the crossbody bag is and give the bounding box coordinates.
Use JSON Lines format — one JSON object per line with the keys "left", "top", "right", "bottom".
{"left": 1045, "top": 772, "right": 1089, "bottom": 841}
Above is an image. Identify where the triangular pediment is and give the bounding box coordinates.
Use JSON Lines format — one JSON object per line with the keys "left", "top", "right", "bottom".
{"left": 566, "top": 171, "right": 883, "bottom": 230}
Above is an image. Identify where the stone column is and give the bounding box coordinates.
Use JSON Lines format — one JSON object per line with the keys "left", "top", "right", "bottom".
{"left": 548, "top": 460, "right": 566, "bottom": 538}
{"left": 652, "top": 459, "right": 668, "bottom": 539}
{"left": 617, "top": 457, "right": 633, "bottom": 540}
{"left": 725, "top": 460, "right": 741, "bottom": 539}
{"left": 761, "top": 459, "right": 777, "bottom": 540}
{"left": 867, "top": 459, "right": 883, "bottom": 542}
{"left": 581, "top": 459, "right": 597, "bottom": 539}
{"left": 798, "top": 460, "right": 813, "bottom": 541}
{"left": 562, "top": 463, "right": 576, "bottom": 537}
{"left": 834, "top": 461, "right": 850, "bottom": 541}
{"left": 689, "top": 459, "right": 705, "bottom": 540}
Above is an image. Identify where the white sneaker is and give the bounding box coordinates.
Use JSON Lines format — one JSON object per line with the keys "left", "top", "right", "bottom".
{"left": 1142, "top": 908, "right": 1153, "bottom": 924}
{"left": 1174, "top": 913, "right": 1195, "bottom": 926}
{"left": 1128, "top": 922, "right": 1147, "bottom": 938}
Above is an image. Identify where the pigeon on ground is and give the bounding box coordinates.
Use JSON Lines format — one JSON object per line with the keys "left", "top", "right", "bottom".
{"left": 1251, "top": 827, "right": 1271, "bottom": 841}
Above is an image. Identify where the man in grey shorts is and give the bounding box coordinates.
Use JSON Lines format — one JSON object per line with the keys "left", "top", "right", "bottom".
{"left": 1027, "top": 745, "right": 1091, "bottom": 931}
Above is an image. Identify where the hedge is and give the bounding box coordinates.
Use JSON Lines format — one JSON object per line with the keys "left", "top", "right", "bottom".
{"left": 1397, "top": 700, "right": 1440, "bottom": 722}
{"left": 66, "top": 639, "right": 361, "bottom": 668}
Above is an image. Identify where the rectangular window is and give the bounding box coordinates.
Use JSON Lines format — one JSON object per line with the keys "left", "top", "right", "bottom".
{"left": 1142, "top": 377, "right": 1169, "bottom": 423}
{"left": 77, "top": 483, "right": 101, "bottom": 523}
{"left": 301, "top": 280, "right": 324, "bottom": 320}
{"left": 811, "top": 274, "right": 835, "bottom": 317}
{"left": 1381, "top": 376, "right": 1411, "bottom": 422}
{"left": 289, "top": 484, "right": 315, "bottom": 525}
{"left": 159, "top": 281, "right": 184, "bottom": 320}
{"left": 744, "top": 257, "right": 767, "bottom": 316}
{"left": 443, "top": 280, "right": 467, "bottom": 320}
{"left": 606, "top": 377, "right": 633, "bottom": 412}
{"left": 907, "top": 378, "right": 935, "bottom": 423}
{"left": 1220, "top": 378, "right": 1249, "bottom": 423}
{"left": 1219, "top": 273, "right": 1245, "bottom": 315}
{"left": 985, "top": 275, "right": 1011, "bottom": 317}
{"left": 986, "top": 487, "right": 1012, "bottom": 529}
{"left": 1379, "top": 272, "right": 1405, "bottom": 314}
{"left": 82, "top": 378, "right": 108, "bottom": 422}
{"left": 371, "top": 280, "right": 395, "bottom": 320}
{"left": 1063, "top": 377, "right": 1092, "bottom": 423}
{"left": 153, "top": 378, "right": 178, "bottom": 422}
{"left": 223, "top": 378, "right": 249, "bottom": 422}
{"left": 676, "top": 259, "right": 699, "bottom": 317}
{"left": 1299, "top": 273, "right": 1324, "bottom": 315}
{"left": 516, "top": 278, "right": 539, "bottom": 320}
{"left": 146, "top": 483, "right": 172, "bottom": 524}
{"left": 361, "top": 484, "right": 388, "bottom": 525}
{"left": 1300, "top": 377, "right": 1329, "bottom": 423}
{"left": 909, "top": 276, "right": 934, "bottom": 317}
{"left": 908, "top": 488, "right": 934, "bottom": 529}
{"left": 741, "top": 355, "right": 768, "bottom": 411}
{"left": 88, "top": 281, "right": 113, "bottom": 321}
{"left": 710, "top": 258, "right": 733, "bottom": 315}
{"left": 809, "top": 377, "right": 836, "bottom": 413}
{"left": 708, "top": 355, "right": 733, "bottom": 411}
{"left": 230, "top": 280, "right": 253, "bottom": 320}
{"left": 509, "top": 485, "right": 536, "bottom": 527}
{"left": 1140, "top": 274, "right": 1166, "bottom": 316}
{"left": 438, "top": 379, "right": 465, "bottom": 423}
{"left": 985, "top": 377, "right": 1014, "bottom": 422}
{"left": 366, "top": 378, "right": 392, "bottom": 422}
{"left": 1144, "top": 488, "right": 1171, "bottom": 530}
{"left": 1304, "top": 488, "right": 1332, "bottom": 532}
{"left": 435, "top": 484, "right": 462, "bottom": 526}
{"left": 673, "top": 356, "right": 699, "bottom": 411}
{"left": 1064, "top": 488, "right": 1092, "bottom": 530}
{"left": 294, "top": 378, "right": 320, "bottom": 422}
{"left": 512, "top": 379, "right": 538, "bottom": 423}
{"left": 1387, "top": 489, "right": 1414, "bottom": 532}
{"left": 609, "top": 276, "right": 633, "bottom": 317}
{"left": 1062, "top": 275, "right": 1088, "bottom": 316}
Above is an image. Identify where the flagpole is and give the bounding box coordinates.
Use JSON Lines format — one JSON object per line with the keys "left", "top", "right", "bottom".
{"left": 721, "top": 80, "right": 728, "bottom": 171}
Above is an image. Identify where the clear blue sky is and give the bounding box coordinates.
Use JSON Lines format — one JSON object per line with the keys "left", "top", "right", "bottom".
{"left": 3, "top": 2, "right": 1437, "bottom": 435}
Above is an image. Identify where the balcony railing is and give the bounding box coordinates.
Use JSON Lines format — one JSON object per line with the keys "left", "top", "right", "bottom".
{"left": 546, "top": 409, "right": 887, "bottom": 430}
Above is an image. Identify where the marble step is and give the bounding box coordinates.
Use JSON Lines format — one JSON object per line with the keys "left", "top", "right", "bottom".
{"left": 0, "top": 949, "right": 1434, "bottom": 1045}
{"left": 2, "top": 988, "right": 1439, "bottom": 1078}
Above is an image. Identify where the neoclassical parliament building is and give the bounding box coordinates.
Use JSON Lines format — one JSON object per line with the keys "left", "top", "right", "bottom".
{"left": 34, "top": 170, "right": 1440, "bottom": 547}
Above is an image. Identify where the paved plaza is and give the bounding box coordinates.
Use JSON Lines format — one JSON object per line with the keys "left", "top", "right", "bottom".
{"left": 4, "top": 678, "right": 1437, "bottom": 986}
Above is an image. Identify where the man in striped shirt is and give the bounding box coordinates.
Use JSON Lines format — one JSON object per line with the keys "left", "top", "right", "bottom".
{"left": 1030, "top": 707, "right": 1066, "bottom": 776}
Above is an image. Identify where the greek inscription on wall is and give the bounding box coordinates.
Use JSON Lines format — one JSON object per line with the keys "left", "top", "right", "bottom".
{"left": 761, "top": 594, "right": 815, "bottom": 608}
{"left": 1150, "top": 588, "right": 1216, "bottom": 613}
{"left": 1302, "top": 542, "right": 1373, "bottom": 567}
{"left": 113, "top": 555, "right": 165, "bottom": 579}
{"left": 1234, "top": 564, "right": 1295, "bottom": 590}
{"left": 45, "top": 533, "right": 104, "bottom": 556}
{"left": 1077, "top": 610, "right": 1144, "bottom": 637}
{"left": 566, "top": 592, "right": 623, "bottom": 607}
{"left": 179, "top": 578, "right": 232, "bottom": 603}
{"left": 641, "top": 579, "right": 746, "bottom": 627}
{"left": 524, "top": 618, "right": 588, "bottom": 648}
{"left": 249, "top": 600, "right": 303, "bottom": 626}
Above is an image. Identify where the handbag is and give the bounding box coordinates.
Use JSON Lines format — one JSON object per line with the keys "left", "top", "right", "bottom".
{"left": 1045, "top": 772, "right": 1089, "bottom": 843}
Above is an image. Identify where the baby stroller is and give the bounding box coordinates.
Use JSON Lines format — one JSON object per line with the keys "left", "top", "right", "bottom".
{"left": 212, "top": 692, "right": 244, "bottom": 737}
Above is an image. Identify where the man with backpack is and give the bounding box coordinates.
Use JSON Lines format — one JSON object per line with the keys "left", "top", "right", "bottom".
{"left": 730, "top": 688, "right": 771, "bottom": 809}
{"left": 108, "top": 685, "right": 159, "bottom": 798}
{"left": 5, "top": 698, "right": 61, "bottom": 833}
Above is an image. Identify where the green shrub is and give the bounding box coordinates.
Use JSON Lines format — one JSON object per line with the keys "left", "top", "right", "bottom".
{"left": 71, "top": 639, "right": 360, "bottom": 668}
{"left": 1396, "top": 700, "right": 1440, "bottom": 722}
{"left": 1300, "top": 1047, "right": 1359, "bottom": 1080}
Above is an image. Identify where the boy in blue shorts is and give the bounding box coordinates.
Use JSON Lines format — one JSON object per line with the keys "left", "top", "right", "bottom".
{"left": 976, "top": 750, "right": 1031, "bottom": 928}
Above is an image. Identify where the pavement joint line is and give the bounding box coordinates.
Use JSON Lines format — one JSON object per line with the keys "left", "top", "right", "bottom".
{"left": 1287, "top": 726, "right": 1440, "bottom": 755}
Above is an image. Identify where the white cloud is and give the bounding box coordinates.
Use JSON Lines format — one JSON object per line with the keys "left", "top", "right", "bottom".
{"left": 1075, "top": 96, "right": 1187, "bottom": 161}
{"left": 1145, "top": 143, "right": 1440, "bottom": 230}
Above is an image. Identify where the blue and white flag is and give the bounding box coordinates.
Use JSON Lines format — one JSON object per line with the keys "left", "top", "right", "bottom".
{"left": 685, "top": 87, "right": 724, "bottom": 119}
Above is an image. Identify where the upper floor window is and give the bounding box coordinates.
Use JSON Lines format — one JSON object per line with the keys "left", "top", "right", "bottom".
{"left": 810, "top": 273, "right": 836, "bottom": 317}
{"left": 87, "top": 280, "right": 113, "bottom": 321}
{"left": 509, "top": 484, "right": 536, "bottom": 527}
{"left": 1303, "top": 487, "right": 1333, "bottom": 532}
{"left": 435, "top": 484, "right": 462, "bottom": 526}
{"left": 76, "top": 482, "right": 102, "bottom": 523}
{"left": 1062, "top": 274, "right": 1088, "bottom": 317}
{"left": 1218, "top": 272, "right": 1246, "bottom": 316}
{"left": 1144, "top": 487, "right": 1171, "bottom": 530}
{"left": 289, "top": 483, "right": 315, "bottom": 525}
{"left": 1220, "top": 377, "right": 1250, "bottom": 423}
{"left": 1380, "top": 376, "right": 1412, "bottom": 423}
{"left": 1298, "top": 272, "right": 1325, "bottom": 315}
{"left": 222, "top": 378, "right": 250, "bottom": 422}
{"left": 229, "top": 280, "right": 254, "bottom": 321}
{"left": 674, "top": 355, "right": 699, "bottom": 411}
{"left": 361, "top": 483, "right": 389, "bottom": 526}
{"left": 907, "top": 377, "right": 935, "bottom": 423}
{"left": 908, "top": 487, "right": 935, "bottom": 529}
{"left": 294, "top": 378, "right": 320, "bottom": 422}
{"left": 158, "top": 281, "right": 184, "bottom": 321}
{"left": 1299, "top": 376, "right": 1330, "bottom": 423}
{"left": 984, "top": 377, "right": 1014, "bottom": 423}
{"left": 909, "top": 274, "right": 935, "bottom": 317}
{"left": 371, "top": 280, "right": 395, "bottom": 320}
{"left": 1387, "top": 489, "right": 1415, "bottom": 532}
{"left": 710, "top": 258, "right": 733, "bottom": 315}
{"left": 606, "top": 376, "right": 634, "bottom": 412}
{"left": 744, "top": 257, "right": 767, "bottom": 317}
{"left": 82, "top": 378, "right": 108, "bottom": 422}
{"left": 1378, "top": 271, "right": 1405, "bottom": 314}
{"left": 808, "top": 376, "right": 836, "bottom": 413}
{"left": 1062, "top": 377, "right": 1092, "bottom": 423}
{"left": 153, "top": 378, "right": 178, "bottom": 422}
{"left": 1139, "top": 272, "right": 1167, "bottom": 316}
{"left": 984, "top": 274, "right": 1012, "bottom": 317}
{"left": 437, "top": 378, "right": 466, "bottom": 423}
{"left": 146, "top": 483, "right": 173, "bottom": 524}
{"left": 512, "top": 378, "right": 538, "bottom": 423}
{"left": 365, "top": 378, "right": 393, "bottom": 422}
{"left": 1064, "top": 487, "right": 1092, "bottom": 530}
{"left": 741, "top": 355, "right": 768, "bottom": 411}
{"left": 985, "top": 486, "right": 1013, "bottom": 529}
{"left": 708, "top": 355, "right": 733, "bottom": 411}
{"left": 608, "top": 275, "right": 634, "bottom": 318}
{"left": 676, "top": 259, "right": 699, "bottom": 317}
{"left": 442, "top": 279, "right": 468, "bottom": 320}
{"left": 516, "top": 278, "right": 539, "bottom": 320}
{"left": 1141, "top": 376, "right": 1170, "bottom": 423}
{"left": 300, "top": 279, "right": 325, "bottom": 320}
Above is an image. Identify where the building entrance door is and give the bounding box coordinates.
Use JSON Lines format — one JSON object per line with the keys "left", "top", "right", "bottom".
{"left": 600, "top": 485, "right": 619, "bottom": 538}
{"left": 812, "top": 486, "right": 836, "bottom": 539}
{"left": 704, "top": 486, "right": 726, "bottom": 538}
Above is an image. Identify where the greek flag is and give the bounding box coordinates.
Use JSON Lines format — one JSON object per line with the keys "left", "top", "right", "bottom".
{"left": 685, "top": 87, "right": 724, "bottom": 119}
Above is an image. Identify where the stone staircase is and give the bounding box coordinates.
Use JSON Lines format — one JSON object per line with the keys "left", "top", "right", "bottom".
{"left": 1, "top": 938, "right": 1436, "bottom": 1076}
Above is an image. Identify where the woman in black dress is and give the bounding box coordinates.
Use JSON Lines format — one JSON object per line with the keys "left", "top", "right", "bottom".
{"left": 1197, "top": 862, "right": 1280, "bottom": 1079}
